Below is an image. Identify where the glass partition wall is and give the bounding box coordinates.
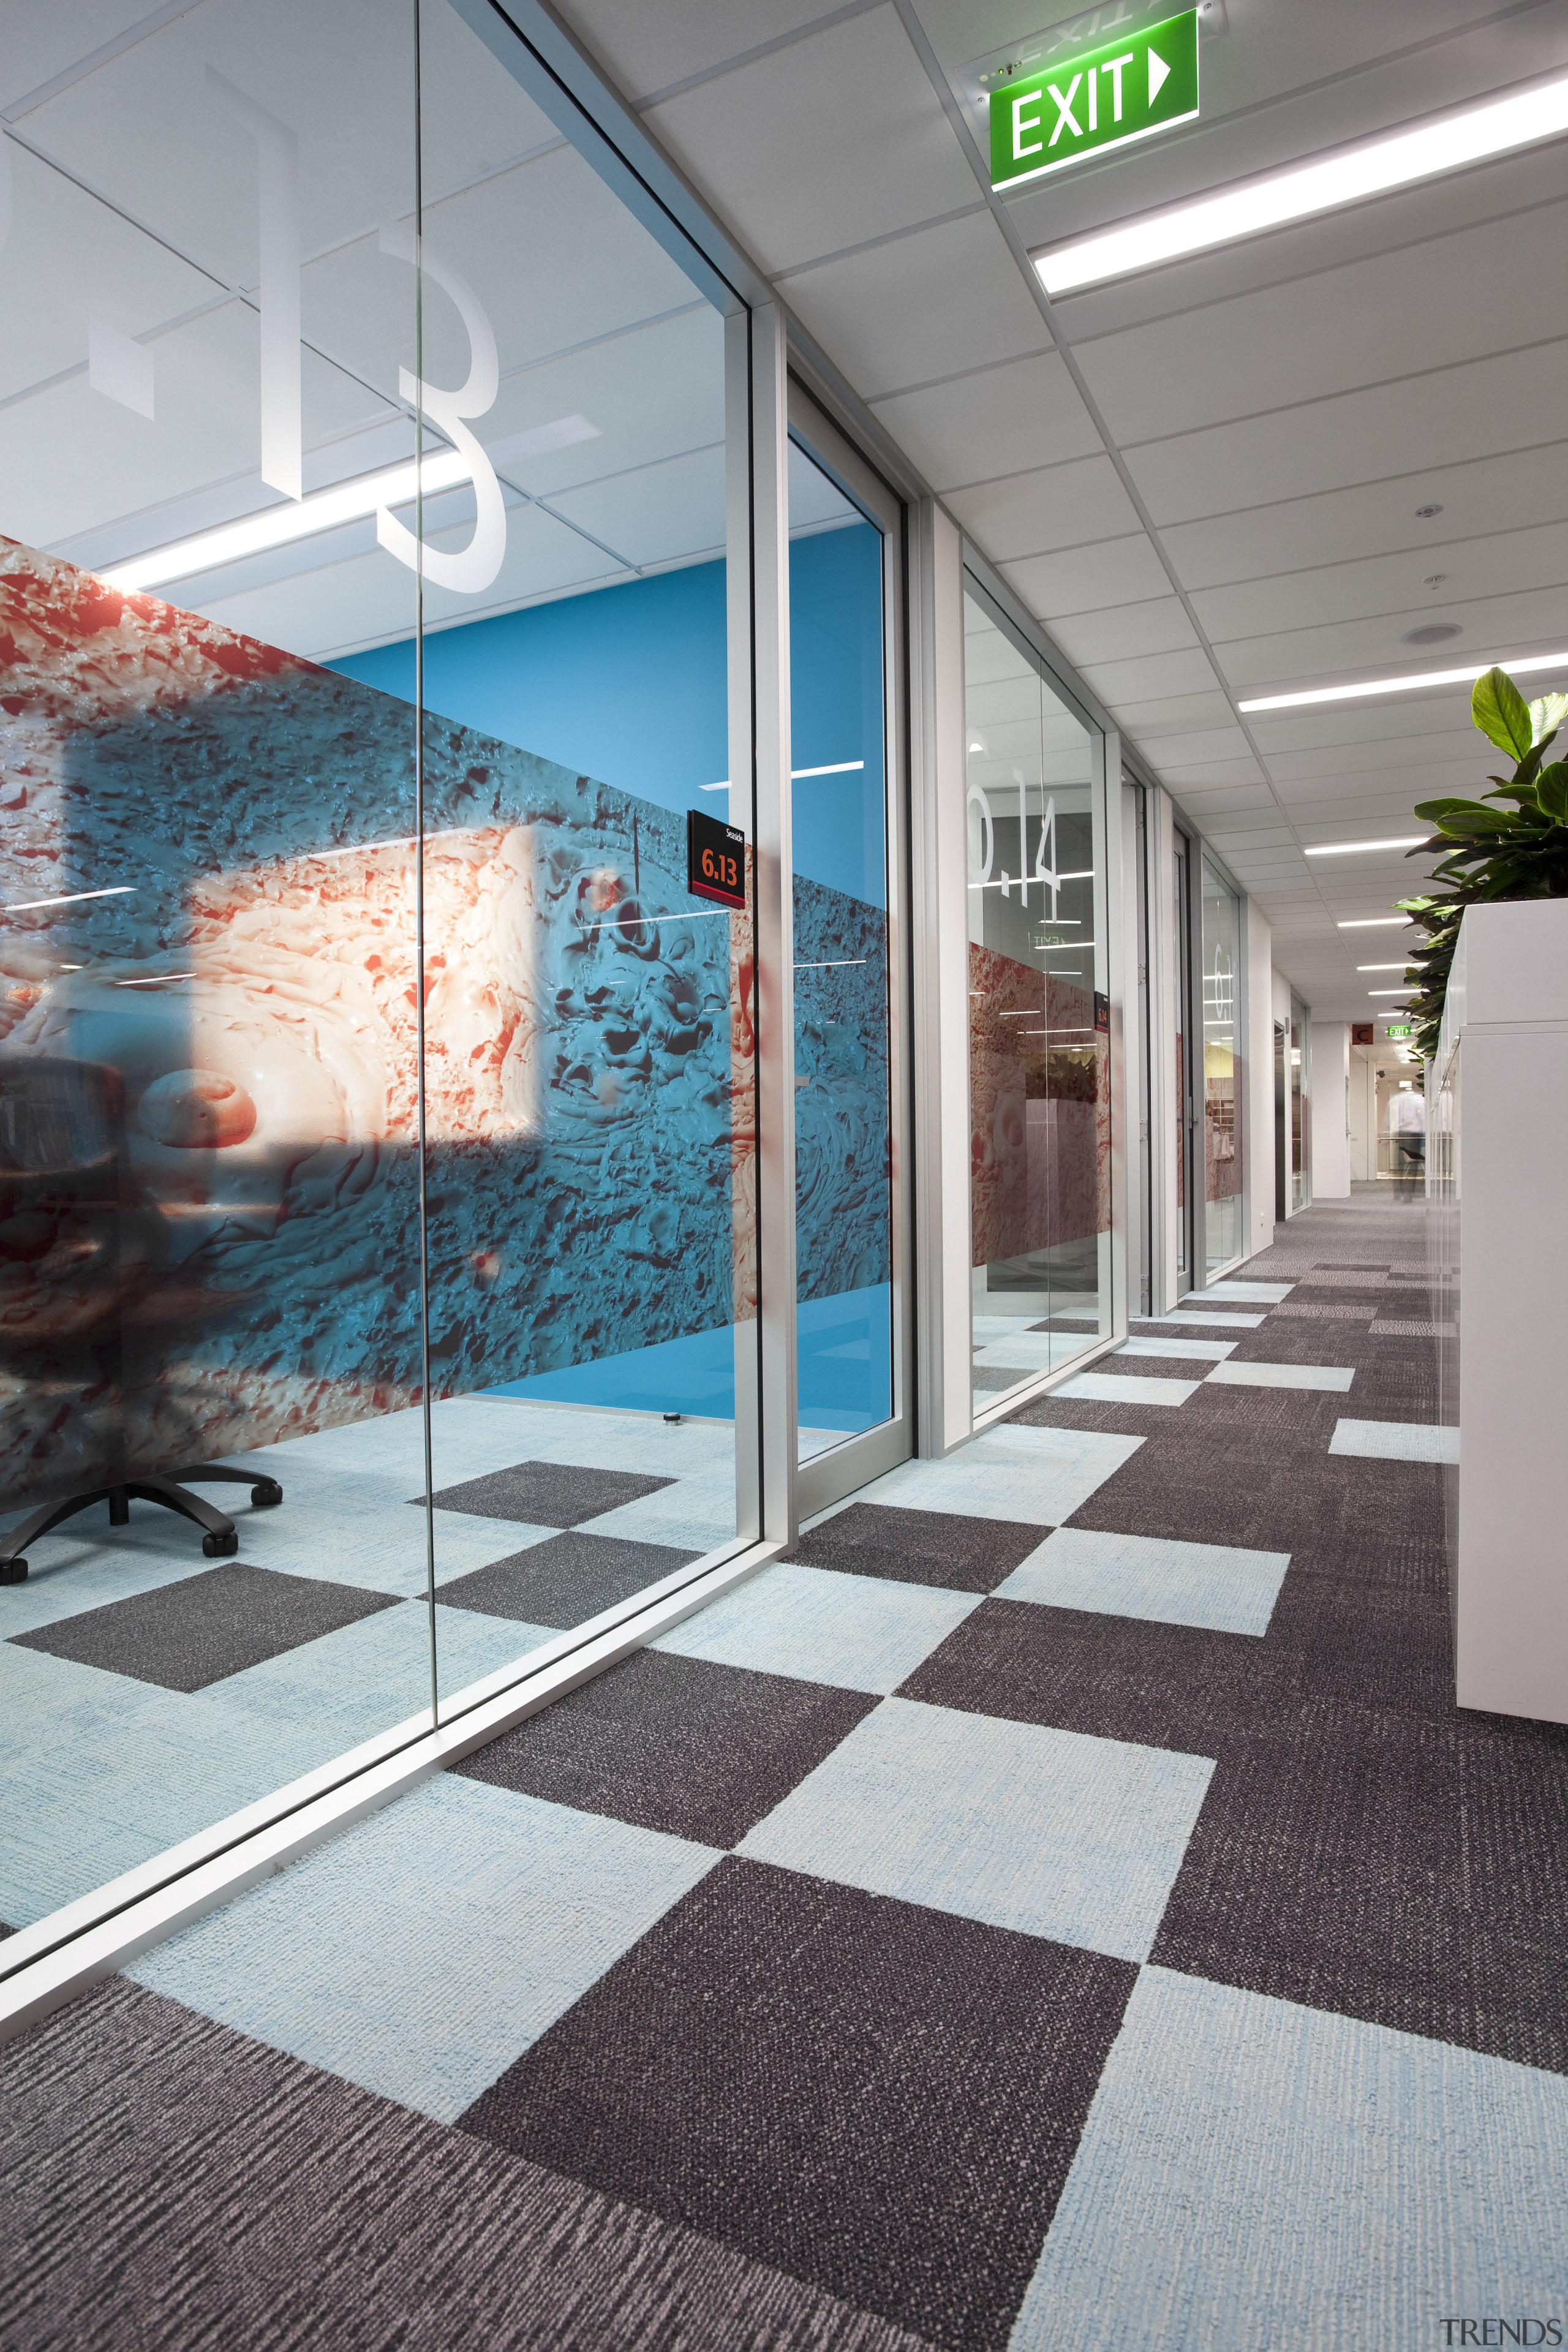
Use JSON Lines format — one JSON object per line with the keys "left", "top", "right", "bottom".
{"left": 963, "top": 586, "right": 1110, "bottom": 1417}
{"left": 0, "top": 0, "right": 758, "bottom": 1945}
{"left": 1200, "top": 857, "right": 1242, "bottom": 1276}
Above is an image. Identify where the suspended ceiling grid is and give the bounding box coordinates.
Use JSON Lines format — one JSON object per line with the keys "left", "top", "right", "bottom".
{"left": 565, "top": 0, "right": 1568, "bottom": 1019}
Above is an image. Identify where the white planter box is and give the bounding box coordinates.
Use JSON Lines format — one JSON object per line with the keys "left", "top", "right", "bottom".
{"left": 1432, "top": 900, "right": 1568, "bottom": 1724}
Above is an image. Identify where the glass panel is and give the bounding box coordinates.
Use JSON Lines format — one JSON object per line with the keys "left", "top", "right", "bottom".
{"left": 1200, "top": 857, "right": 1241, "bottom": 1275}
{"left": 0, "top": 6, "right": 434, "bottom": 1936}
{"left": 1291, "top": 997, "right": 1311, "bottom": 1211}
{"left": 788, "top": 441, "right": 893, "bottom": 1463}
{"left": 391, "top": 0, "right": 753, "bottom": 1703}
{"left": 964, "top": 591, "right": 1110, "bottom": 1415}
{"left": 1174, "top": 837, "right": 1190, "bottom": 1280}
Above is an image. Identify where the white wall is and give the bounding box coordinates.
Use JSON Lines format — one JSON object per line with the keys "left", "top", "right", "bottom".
{"left": 1244, "top": 900, "right": 1274, "bottom": 1257}
{"left": 1310, "top": 1021, "right": 1352, "bottom": 1197}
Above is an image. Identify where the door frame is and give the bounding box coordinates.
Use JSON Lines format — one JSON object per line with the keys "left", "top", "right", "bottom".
{"left": 785, "top": 380, "right": 916, "bottom": 1525}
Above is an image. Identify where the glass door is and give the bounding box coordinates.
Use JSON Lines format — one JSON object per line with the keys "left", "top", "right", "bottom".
{"left": 786, "top": 388, "right": 910, "bottom": 1519}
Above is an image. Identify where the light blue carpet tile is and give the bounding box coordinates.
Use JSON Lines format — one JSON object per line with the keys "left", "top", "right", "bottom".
{"left": 129, "top": 1776, "right": 720, "bottom": 2123}
{"left": 1205, "top": 1360, "right": 1355, "bottom": 1393}
{"left": 971, "top": 1332, "right": 1093, "bottom": 1371}
{"left": 1118, "top": 1335, "right": 1238, "bottom": 1363}
{"left": 1012, "top": 1968, "right": 1568, "bottom": 2350}
{"left": 652, "top": 1561, "right": 979, "bottom": 1694}
{"left": 856, "top": 1423, "right": 1144, "bottom": 1527}
{"left": 739, "top": 1696, "right": 1213, "bottom": 1963}
{"left": 1330, "top": 1418, "right": 1459, "bottom": 1463}
{"left": 1133, "top": 1311, "right": 1265, "bottom": 1331}
{"left": 995, "top": 1526, "right": 1290, "bottom": 1637}
{"left": 1056, "top": 1372, "right": 1201, "bottom": 1408}
{"left": 1182, "top": 1281, "right": 1293, "bottom": 1303}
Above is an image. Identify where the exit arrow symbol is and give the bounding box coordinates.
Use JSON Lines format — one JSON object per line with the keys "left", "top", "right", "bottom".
{"left": 1148, "top": 45, "right": 1170, "bottom": 103}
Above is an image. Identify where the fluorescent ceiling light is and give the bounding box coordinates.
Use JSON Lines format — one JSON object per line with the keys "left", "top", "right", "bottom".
{"left": 101, "top": 417, "right": 598, "bottom": 593}
{"left": 1238, "top": 650, "right": 1568, "bottom": 714}
{"left": 1338, "top": 916, "right": 1411, "bottom": 929}
{"left": 1367, "top": 987, "right": 1416, "bottom": 997}
{"left": 6, "top": 884, "right": 135, "bottom": 913}
{"left": 1358, "top": 962, "right": 1411, "bottom": 971}
{"left": 1305, "top": 837, "right": 1431, "bottom": 858}
{"left": 1033, "top": 71, "right": 1568, "bottom": 293}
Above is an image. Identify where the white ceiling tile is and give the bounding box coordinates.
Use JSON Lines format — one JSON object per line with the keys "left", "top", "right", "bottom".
{"left": 1079, "top": 647, "right": 1218, "bottom": 703}
{"left": 1052, "top": 597, "right": 1201, "bottom": 667}
{"left": 1155, "top": 757, "right": 1270, "bottom": 790}
{"left": 1074, "top": 201, "right": 1568, "bottom": 449}
{"left": 546, "top": 443, "right": 725, "bottom": 569}
{"left": 1126, "top": 343, "right": 1568, "bottom": 529}
{"left": 1161, "top": 442, "right": 1568, "bottom": 593}
{"left": 1214, "top": 584, "right": 1568, "bottom": 694}
{"left": 1102, "top": 687, "right": 1237, "bottom": 734}
{"left": 1191, "top": 516, "right": 1568, "bottom": 645}
{"left": 1131, "top": 725, "right": 1255, "bottom": 767}
{"left": 788, "top": 212, "right": 1050, "bottom": 402}
{"left": 870, "top": 346, "right": 1097, "bottom": 489}
{"left": 646, "top": 9, "right": 977, "bottom": 276}
{"left": 1002, "top": 537, "right": 1174, "bottom": 623}
{"left": 560, "top": 0, "right": 839, "bottom": 102}
{"left": 946, "top": 456, "right": 1142, "bottom": 562}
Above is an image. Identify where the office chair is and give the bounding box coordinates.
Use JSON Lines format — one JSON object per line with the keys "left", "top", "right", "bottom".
{"left": 0, "top": 1054, "right": 281, "bottom": 1584}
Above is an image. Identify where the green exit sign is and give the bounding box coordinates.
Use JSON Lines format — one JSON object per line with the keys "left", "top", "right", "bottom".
{"left": 1384, "top": 1023, "right": 1414, "bottom": 1038}
{"left": 990, "top": 9, "right": 1200, "bottom": 190}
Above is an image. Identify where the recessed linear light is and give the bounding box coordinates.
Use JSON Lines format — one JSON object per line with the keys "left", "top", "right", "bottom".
{"left": 101, "top": 417, "right": 599, "bottom": 594}
{"left": 1358, "top": 962, "right": 1412, "bottom": 971}
{"left": 7, "top": 884, "right": 135, "bottom": 913}
{"left": 1305, "top": 837, "right": 1431, "bottom": 858}
{"left": 1033, "top": 70, "right": 1568, "bottom": 293}
{"left": 1338, "top": 916, "right": 1412, "bottom": 929}
{"left": 1238, "top": 649, "right": 1568, "bottom": 714}
{"left": 1367, "top": 987, "right": 1417, "bottom": 997}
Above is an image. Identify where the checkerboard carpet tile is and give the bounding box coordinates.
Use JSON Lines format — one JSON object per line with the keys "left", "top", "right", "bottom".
{"left": 4, "top": 1197, "right": 1566, "bottom": 2351}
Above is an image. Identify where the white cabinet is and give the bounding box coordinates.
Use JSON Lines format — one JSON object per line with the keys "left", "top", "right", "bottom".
{"left": 1433, "top": 901, "right": 1568, "bottom": 1725}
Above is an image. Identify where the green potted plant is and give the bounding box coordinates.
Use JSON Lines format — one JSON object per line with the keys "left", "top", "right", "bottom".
{"left": 1397, "top": 668, "right": 1568, "bottom": 1060}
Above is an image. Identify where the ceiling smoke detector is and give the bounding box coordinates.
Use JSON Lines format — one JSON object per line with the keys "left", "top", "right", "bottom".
{"left": 1415, "top": 503, "right": 1444, "bottom": 518}
{"left": 1403, "top": 622, "right": 1462, "bottom": 646}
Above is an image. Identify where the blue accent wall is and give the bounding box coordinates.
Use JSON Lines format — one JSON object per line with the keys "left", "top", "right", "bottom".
{"left": 331, "top": 562, "right": 728, "bottom": 821}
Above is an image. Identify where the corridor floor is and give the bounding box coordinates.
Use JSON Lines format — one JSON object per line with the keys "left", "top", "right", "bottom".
{"left": 4, "top": 1194, "right": 1566, "bottom": 2351}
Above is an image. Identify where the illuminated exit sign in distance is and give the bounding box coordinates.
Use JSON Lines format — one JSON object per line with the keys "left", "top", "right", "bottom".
{"left": 990, "top": 9, "right": 1199, "bottom": 191}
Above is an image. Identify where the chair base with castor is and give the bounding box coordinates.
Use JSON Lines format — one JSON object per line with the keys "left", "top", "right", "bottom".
{"left": 0, "top": 1464, "right": 282, "bottom": 1584}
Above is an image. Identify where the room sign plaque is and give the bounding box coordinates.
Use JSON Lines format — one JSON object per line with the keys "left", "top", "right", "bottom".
{"left": 687, "top": 807, "right": 747, "bottom": 911}
{"left": 989, "top": 9, "right": 1199, "bottom": 190}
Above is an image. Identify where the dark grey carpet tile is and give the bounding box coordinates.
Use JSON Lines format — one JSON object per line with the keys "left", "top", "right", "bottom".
{"left": 971, "top": 1365, "right": 1030, "bottom": 1392}
{"left": 1004, "top": 1394, "right": 1189, "bottom": 1439}
{"left": 1064, "top": 1442, "right": 1446, "bottom": 1557}
{"left": 458, "top": 1855, "right": 1136, "bottom": 2352}
{"left": 435, "top": 1531, "right": 700, "bottom": 1629}
{"left": 786, "top": 1504, "right": 1046, "bottom": 1594}
{"left": 418, "top": 1460, "right": 675, "bottom": 1528}
{"left": 0, "top": 1978, "right": 922, "bottom": 2352}
{"left": 454, "top": 1650, "right": 876, "bottom": 1849}
{"left": 7, "top": 1564, "right": 399, "bottom": 1693}
{"left": 1025, "top": 1316, "right": 1099, "bottom": 1333}
{"left": 1148, "top": 1699, "right": 1568, "bottom": 2076}
{"left": 1270, "top": 1302, "right": 1379, "bottom": 1321}
{"left": 897, "top": 1597, "right": 1284, "bottom": 1757}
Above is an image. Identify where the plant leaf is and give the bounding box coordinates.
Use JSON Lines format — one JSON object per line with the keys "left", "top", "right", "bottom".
{"left": 1529, "top": 692, "right": 1568, "bottom": 746}
{"left": 1472, "top": 666, "right": 1534, "bottom": 762}
{"left": 1535, "top": 761, "right": 1568, "bottom": 822}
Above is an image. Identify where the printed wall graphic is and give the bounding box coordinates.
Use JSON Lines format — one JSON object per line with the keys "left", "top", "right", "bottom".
{"left": 0, "top": 541, "right": 884, "bottom": 1506}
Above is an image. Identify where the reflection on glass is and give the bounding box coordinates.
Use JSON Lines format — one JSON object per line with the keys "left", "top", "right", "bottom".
{"left": 0, "top": 1, "right": 432, "bottom": 1940}
{"left": 965, "top": 593, "right": 1110, "bottom": 1416}
{"left": 0, "top": 0, "right": 754, "bottom": 1947}
{"left": 1291, "top": 996, "right": 1311, "bottom": 1211}
{"left": 1200, "top": 857, "right": 1242, "bottom": 1274}
{"left": 787, "top": 442, "right": 893, "bottom": 1461}
{"left": 1174, "top": 837, "right": 1191, "bottom": 1279}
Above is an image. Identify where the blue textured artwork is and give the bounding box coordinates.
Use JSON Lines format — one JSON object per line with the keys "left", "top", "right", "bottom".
{"left": 0, "top": 541, "right": 888, "bottom": 1502}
